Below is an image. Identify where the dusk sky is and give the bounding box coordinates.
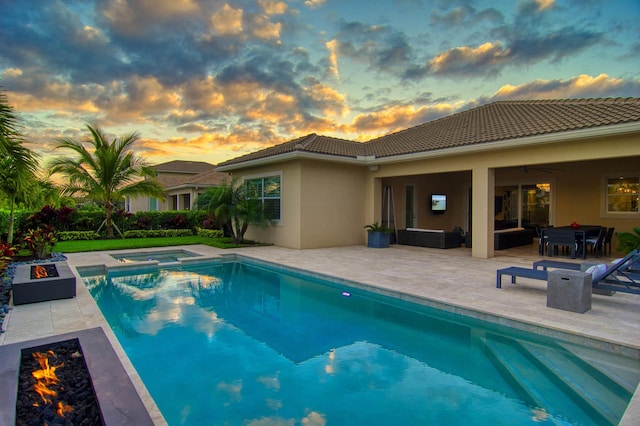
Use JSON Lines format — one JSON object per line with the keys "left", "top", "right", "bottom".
{"left": 1, "top": 0, "right": 639, "bottom": 166}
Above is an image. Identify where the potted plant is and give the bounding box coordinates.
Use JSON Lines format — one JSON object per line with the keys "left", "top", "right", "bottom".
{"left": 364, "top": 222, "right": 392, "bottom": 248}
{"left": 617, "top": 227, "right": 640, "bottom": 253}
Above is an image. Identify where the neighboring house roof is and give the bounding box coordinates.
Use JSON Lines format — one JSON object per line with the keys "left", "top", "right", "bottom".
{"left": 151, "top": 160, "right": 229, "bottom": 191}
{"left": 217, "top": 98, "right": 640, "bottom": 169}
{"left": 153, "top": 160, "right": 217, "bottom": 174}
{"left": 164, "top": 168, "right": 229, "bottom": 191}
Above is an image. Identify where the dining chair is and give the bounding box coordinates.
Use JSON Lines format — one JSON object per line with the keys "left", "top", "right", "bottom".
{"left": 546, "top": 229, "right": 578, "bottom": 258}
{"left": 584, "top": 227, "right": 607, "bottom": 257}
{"left": 603, "top": 227, "right": 615, "bottom": 255}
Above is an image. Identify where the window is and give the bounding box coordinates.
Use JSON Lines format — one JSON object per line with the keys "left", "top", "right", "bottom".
{"left": 245, "top": 175, "right": 281, "bottom": 220}
{"left": 607, "top": 176, "right": 639, "bottom": 213}
{"left": 148, "top": 197, "right": 158, "bottom": 211}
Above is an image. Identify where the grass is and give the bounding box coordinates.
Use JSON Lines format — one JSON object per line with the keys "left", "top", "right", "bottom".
{"left": 52, "top": 236, "right": 259, "bottom": 253}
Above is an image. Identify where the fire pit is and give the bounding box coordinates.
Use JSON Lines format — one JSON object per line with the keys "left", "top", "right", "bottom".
{"left": 16, "top": 338, "right": 104, "bottom": 424}
{"left": 0, "top": 327, "right": 154, "bottom": 425}
{"left": 12, "top": 262, "right": 76, "bottom": 305}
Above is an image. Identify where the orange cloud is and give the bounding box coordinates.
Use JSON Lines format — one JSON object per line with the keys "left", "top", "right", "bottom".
{"left": 429, "top": 42, "right": 510, "bottom": 73}
{"left": 211, "top": 4, "right": 244, "bottom": 35}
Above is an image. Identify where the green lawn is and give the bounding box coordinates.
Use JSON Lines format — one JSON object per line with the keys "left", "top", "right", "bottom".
{"left": 53, "top": 236, "right": 255, "bottom": 253}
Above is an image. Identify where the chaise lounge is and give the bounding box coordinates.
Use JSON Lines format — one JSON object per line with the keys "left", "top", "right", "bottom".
{"left": 496, "top": 249, "right": 640, "bottom": 294}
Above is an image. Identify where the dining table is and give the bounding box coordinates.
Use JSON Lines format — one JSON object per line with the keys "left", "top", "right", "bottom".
{"left": 542, "top": 225, "right": 604, "bottom": 259}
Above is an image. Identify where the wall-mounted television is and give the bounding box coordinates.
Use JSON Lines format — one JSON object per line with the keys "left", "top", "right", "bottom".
{"left": 431, "top": 194, "right": 447, "bottom": 213}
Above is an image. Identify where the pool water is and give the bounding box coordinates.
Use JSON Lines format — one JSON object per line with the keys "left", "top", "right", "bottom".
{"left": 81, "top": 260, "right": 640, "bottom": 425}
{"left": 110, "top": 249, "right": 199, "bottom": 264}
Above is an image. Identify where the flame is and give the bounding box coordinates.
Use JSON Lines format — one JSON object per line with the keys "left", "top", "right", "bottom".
{"left": 33, "top": 265, "right": 48, "bottom": 279}
{"left": 30, "top": 350, "right": 73, "bottom": 417}
{"left": 56, "top": 401, "right": 73, "bottom": 417}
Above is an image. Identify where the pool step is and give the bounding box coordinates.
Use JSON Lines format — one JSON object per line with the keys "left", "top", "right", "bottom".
{"left": 482, "top": 335, "right": 628, "bottom": 425}
{"left": 557, "top": 342, "right": 640, "bottom": 395}
{"left": 520, "top": 341, "right": 630, "bottom": 425}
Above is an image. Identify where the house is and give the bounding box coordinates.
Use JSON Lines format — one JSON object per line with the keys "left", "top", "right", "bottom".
{"left": 127, "top": 160, "right": 229, "bottom": 213}
{"left": 215, "top": 98, "right": 640, "bottom": 258}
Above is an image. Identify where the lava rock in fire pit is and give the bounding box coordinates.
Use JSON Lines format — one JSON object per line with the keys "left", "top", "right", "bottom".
{"left": 16, "top": 338, "right": 105, "bottom": 425}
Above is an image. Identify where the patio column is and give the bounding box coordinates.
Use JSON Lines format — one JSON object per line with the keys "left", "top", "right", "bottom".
{"left": 472, "top": 166, "right": 495, "bottom": 259}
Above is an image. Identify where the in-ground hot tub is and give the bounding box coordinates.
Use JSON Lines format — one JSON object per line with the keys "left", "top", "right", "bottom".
{"left": 110, "top": 249, "right": 200, "bottom": 264}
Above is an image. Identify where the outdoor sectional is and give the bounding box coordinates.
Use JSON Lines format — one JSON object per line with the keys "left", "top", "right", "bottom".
{"left": 397, "top": 228, "right": 464, "bottom": 249}
{"left": 493, "top": 227, "right": 536, "bottom": 250}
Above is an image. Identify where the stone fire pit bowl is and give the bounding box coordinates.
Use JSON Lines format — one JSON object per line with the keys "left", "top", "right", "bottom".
{"left": 12, "top": 261, "right": 76, "bottom": 305}
{"left": 0, "top": 327, "right": 154, "bottom": 425}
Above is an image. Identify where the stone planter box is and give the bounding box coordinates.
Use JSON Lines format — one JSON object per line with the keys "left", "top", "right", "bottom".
{"left": 12, "top": 261, "right": 76, "bottom": 305}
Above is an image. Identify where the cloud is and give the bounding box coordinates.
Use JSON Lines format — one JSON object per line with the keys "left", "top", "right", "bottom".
{"left": 333, "top": 21, "right": 414, "bottom": 75}
{"left": 325, "top": 39, "right": 340, "bottom": 78}
{"left": 210, "top": 4, "right": 244, "bottom": 36}
{"left": 259, "top": 0, "right": 289, "bottom": 15}
{"left": 493, "top": 74, "right": 640, "bottom": 100}
{"left": 304, "top": 0, "right": 326, "bottom": 9}
{"left": 429, "top": 42, "right": 510, "bottom": 77}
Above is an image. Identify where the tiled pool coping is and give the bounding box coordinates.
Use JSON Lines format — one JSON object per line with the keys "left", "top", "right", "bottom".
{"left": 1, "top": 244, "right": 639, "bottom": 425}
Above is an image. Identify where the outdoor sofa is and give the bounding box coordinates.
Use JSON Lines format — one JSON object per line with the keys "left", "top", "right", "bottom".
{"left": 397, "top": 228, "right": 464, "bottom": 249}
{"left": 493, "top": 227, "right": 536, "bottom": 250}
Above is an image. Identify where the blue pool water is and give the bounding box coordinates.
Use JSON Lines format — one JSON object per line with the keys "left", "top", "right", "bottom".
{"left": 81, "top": 260, "right": 640, "bottom": 425}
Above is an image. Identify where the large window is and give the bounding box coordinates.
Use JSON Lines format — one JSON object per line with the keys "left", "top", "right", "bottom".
{"left": 245, "top": 175, "right": 281, "bottom": 220}
{"left": 607, "top": 176, "right": 639, "bottom": 214}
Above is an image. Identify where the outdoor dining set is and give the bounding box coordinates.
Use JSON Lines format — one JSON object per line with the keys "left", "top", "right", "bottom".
{"left": 537, "top": 225, "right": 614, "bottom": 259}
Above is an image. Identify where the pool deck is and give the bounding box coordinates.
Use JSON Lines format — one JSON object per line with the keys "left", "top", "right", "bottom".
{"left": 1, "top": 243, "right": 639, "bottom": 425}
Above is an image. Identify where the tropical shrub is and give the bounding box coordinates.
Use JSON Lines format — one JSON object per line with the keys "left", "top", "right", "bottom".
{"left": 0, "top": 241, "right": 15, "bottom": 275}
{"left": 23, "top": 225, "right": 57, "bottom": 259}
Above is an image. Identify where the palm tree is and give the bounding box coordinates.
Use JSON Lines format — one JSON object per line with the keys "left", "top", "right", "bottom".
{"left": 49, "top": 124, "right": 166, "bottom": 238}
{"left": 0, "top": 87, "right": 39, "bottom": 243}
{"left": 205, "top": 178, "right": 272, "bottom": 243}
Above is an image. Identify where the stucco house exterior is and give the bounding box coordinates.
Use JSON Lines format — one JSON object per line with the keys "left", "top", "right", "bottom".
{"left": 127, "top": 160, "right": 229, "bottom": 213}
{"left": 216, "top": 98, "right": 640, "bottom": 259}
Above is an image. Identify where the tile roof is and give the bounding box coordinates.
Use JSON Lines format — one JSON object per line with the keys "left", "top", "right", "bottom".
{"left": 217, "top": 98, "right": 640, "bottom": 167}
{"left": 153, "top": 160, "right": 216, "bottom": 173}
{"left": 219, "top": 134, "right": 364, "bottom": 166}
{"left": 366, "top": 97, "right": 640, "bottom": 158}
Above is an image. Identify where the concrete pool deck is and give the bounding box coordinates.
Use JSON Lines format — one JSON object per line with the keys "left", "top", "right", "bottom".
{"left": 1, "top": 243, "right": 638, "bottom": 425}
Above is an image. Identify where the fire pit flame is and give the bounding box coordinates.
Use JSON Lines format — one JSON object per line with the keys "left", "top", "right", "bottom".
{"left": 33, "top": 265, "right": 49, "bottom": 279}
{"left": 30, "top": 350, "right": 73, "bottom": 417}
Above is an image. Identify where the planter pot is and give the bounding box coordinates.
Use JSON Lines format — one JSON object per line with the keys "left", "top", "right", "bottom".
{"left": 367, "top": 231, "right": 390, "bottom": 248}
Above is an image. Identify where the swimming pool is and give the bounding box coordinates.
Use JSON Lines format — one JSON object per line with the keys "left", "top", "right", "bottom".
{"left": 110, "top": 249, "right": 200, "bottom": 264}
{"left": 81, "top": 258, "right": 640, "bottom": 425}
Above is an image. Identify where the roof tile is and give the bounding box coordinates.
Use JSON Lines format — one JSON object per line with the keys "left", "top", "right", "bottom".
{"left": 218, "top": 98, "right": 640, "bottom": 166}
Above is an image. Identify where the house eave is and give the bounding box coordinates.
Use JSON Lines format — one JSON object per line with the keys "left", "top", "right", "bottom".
{"left": 367, "top": 121, "right": 640, "bottom": 165}
{"left": 216, "top": 151, "right": 361, "bottom": 171}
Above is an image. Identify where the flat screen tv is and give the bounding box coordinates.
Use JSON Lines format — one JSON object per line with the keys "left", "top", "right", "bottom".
{"left": 431, "top": 194, "right": 447, "bottom": 213}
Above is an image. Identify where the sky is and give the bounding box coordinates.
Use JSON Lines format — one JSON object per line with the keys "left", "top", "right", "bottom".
{"left": 1, "top": 0, "right": 639, "bottom": 167}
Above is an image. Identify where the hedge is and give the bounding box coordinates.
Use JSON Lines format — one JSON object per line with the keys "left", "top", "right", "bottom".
{"left": 57, "top": 231, "right": 100, "bottom": 241}
{"left": 123, "top": 229, "right": 196, "bottom": 238}
{"left": 1, "top": 208, "right": 220, "bottom": 240}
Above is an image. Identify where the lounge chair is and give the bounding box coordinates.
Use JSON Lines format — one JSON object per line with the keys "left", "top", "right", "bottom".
{"left": 496, "top": 249, "right": 640, "bottom": 294}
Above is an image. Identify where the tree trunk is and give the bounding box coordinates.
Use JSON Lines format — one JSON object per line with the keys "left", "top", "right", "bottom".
{"left": 105, "top": 204, "right": 114, "bottom": 239}
{"left": 7, "top": 196, "right": 15, "bottom": 244}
